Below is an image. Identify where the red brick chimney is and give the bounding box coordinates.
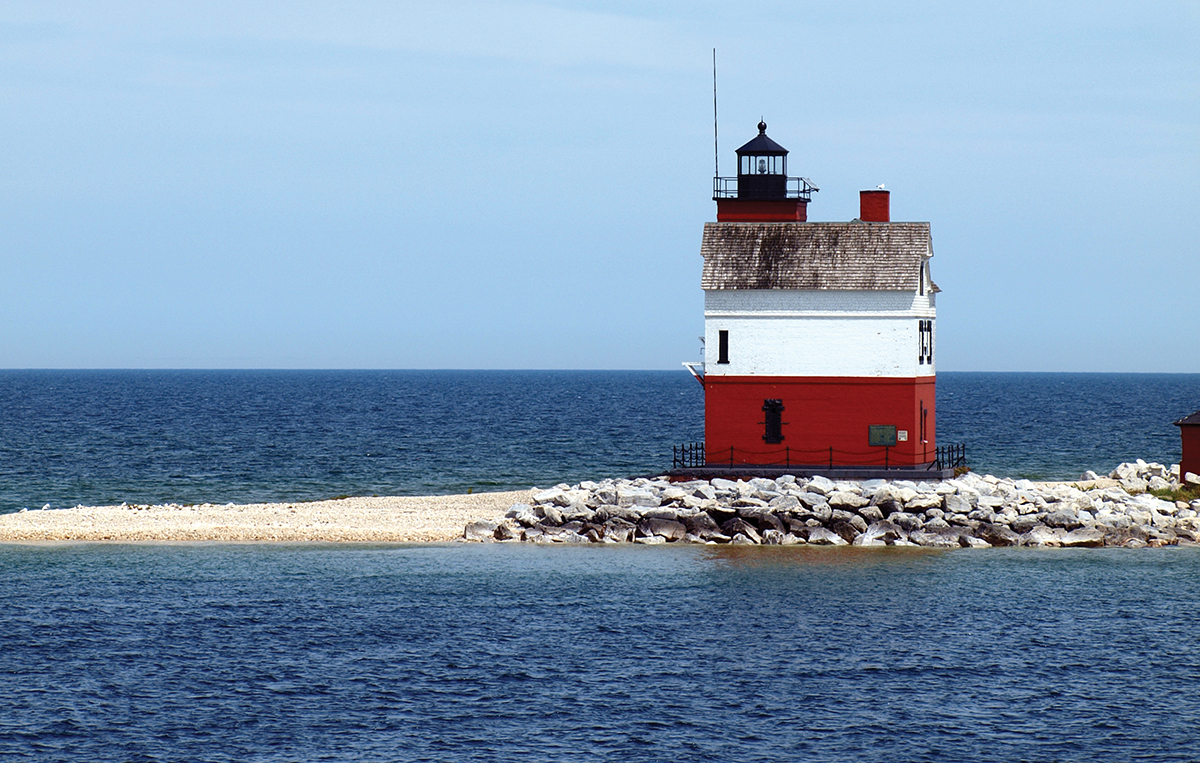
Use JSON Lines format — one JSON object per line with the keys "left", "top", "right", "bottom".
{"left": 860, "top": 189, "right": 890, "bottom": 222}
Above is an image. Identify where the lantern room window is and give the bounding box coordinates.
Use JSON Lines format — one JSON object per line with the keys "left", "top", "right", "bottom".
{"left": 740, "top": 153, "right": 785, "bottom": 175}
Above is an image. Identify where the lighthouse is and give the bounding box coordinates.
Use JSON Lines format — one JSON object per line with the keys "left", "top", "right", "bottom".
{"left": 681, "top": 121, "right": 956, "bottom": 478}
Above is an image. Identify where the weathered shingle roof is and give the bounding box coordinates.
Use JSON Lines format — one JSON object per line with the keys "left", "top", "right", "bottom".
{"left": 701, "top": 222, "right": 933, "bottom": 291}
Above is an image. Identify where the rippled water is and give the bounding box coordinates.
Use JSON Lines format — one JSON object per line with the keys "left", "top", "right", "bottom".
{"left": 0, "top": 370, "right": 702, "bottom": 510}
{"left": 1, "top": 370, "right": 1198, "bottom": 511}
{"left": 937, "top": 372, "right": 1199, "bottom": 482}
{"left": 2, "top": 543, "right": 1197, "bottom": 762}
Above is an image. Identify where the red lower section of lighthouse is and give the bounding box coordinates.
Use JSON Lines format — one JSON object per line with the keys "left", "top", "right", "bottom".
{"left": 704, "top": 376, "right": 937, "bottom": 468}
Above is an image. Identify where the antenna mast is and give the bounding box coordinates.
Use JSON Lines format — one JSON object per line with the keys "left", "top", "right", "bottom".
{"left": 712, "top": 48, "right": 719, "bottom": 178}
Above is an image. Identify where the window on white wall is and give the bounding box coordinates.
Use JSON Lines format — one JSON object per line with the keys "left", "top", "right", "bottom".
{"left": 918, "top": 320, "right": 934, "bottom": 365}
{"left": 718, "top": 330, "right": 729, "bottom": 364}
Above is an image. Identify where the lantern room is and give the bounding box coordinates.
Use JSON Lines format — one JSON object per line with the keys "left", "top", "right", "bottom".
{"left": 736, "top": 121, "right": 788, "bottom": 200}
{"left": 713, "top": 120, "right": 818, "bottom": 222}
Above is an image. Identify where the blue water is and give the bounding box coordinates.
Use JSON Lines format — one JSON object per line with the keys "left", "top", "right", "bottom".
{"left": 0, "top": 370, "right": 701, "bottom": 510}
{"left": 1, "top": 370, "right": 1198, "bottom": 511}
{"left": 938, "top": 372, "right": 1199, "bottom": 480}
{"left": 4, "top": 373, "right": 1200, "bottom": 761}
{"left": 1, "top": 542, "right": 1198, "bottom": 762}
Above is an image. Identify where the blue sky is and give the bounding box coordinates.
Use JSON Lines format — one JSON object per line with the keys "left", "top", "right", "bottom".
{"left": 2, "top": 1, "right": 1197, "bottom": 371}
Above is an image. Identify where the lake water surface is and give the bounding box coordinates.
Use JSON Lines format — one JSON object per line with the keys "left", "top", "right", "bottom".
{"left": 2, "top": 542, "right": 1197, "bottom": 762}
{"left": 2, "top": 370, "right": 1198, "bottom": 510}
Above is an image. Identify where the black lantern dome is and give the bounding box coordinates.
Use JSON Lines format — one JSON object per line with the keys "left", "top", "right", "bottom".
{"left": 713, "top": 120, "right": 817, "bottom": 204}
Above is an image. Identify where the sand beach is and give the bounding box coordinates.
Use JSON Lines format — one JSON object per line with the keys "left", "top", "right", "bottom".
{"left": 0, "top": 491, "right": 528, "bottom": 543}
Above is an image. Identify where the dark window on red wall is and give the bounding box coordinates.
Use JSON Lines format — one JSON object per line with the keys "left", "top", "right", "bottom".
{"left": 762, "top": 399, "right": 785, "bottom": 443}
{"left": 718, "top": 330, "right": 729, "bottom": 364}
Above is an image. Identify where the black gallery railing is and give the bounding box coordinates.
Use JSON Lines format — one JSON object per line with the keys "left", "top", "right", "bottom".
{"left": 673, "top": 442, "right": 967, "bottom": 471}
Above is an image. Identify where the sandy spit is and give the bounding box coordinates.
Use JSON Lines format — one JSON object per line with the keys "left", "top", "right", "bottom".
{"left": 0, "top": 491, "right": 531, "bottom": 543}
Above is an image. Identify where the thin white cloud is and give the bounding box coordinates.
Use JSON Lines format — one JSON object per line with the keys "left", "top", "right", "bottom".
{"left": 3, "top": 1, "right": 698, "bottom": 70}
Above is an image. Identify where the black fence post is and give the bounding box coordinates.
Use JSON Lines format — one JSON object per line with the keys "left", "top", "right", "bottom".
{"left": 828, "top": 446, "right": 833, "bottom": 469}
{"left": 885, "top": 446, "right": 889, "bottom": 470}
{"left": 930, "top": 443, "right": 966, "bottom": 471}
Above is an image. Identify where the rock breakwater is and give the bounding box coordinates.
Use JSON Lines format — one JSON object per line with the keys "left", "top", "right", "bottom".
{"left": 464, "top": 460, "right": 1200, "bottom": 548}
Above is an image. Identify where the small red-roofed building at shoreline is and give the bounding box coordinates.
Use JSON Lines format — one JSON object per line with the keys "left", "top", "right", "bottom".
{"left": 1175, "top": 410, "right": 1200, "bottom": 481}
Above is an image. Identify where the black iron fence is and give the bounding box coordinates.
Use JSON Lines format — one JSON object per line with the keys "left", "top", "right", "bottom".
{"left": 673, "top": 442, "right": 706, "bottom": 469}
{"left": 672, "top": 441, "right": 967, "bottom": 472}
{"left": 933, "top": 443, "right": 967, "bottom": 470}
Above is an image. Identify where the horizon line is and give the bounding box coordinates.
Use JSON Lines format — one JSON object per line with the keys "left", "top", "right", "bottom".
{"left": 2, "top": 368, "right": 1199, "bottom": 375}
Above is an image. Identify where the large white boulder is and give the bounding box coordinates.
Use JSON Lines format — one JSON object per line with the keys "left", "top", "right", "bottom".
{"left": 1120, "top": 478, "right": 1149, "bottom": 495}
{"left": 828, "top": 491, "right": 869, "bottom": 509}
{"left": 905, "top": 493, "right": 943, "bottom": 512}
{"left": 806, "top": 475, "right": 837, "bottom": 496}
{"left": 806, "top": 526, "right": 847, "bottom": 545}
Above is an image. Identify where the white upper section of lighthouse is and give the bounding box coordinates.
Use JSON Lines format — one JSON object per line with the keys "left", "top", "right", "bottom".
{"left": 704, "top": 289, "right": 936, "bottom": 378}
